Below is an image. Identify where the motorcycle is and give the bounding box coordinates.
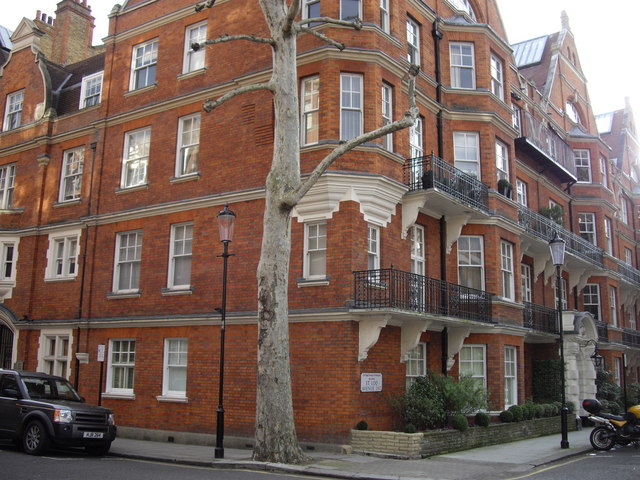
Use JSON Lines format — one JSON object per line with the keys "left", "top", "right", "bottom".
{"left": 582, "top": 398, "right": 640, "bottom": 450}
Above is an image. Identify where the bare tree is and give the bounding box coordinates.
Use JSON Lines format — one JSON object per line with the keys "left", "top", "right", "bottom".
{"left": 195, "top": 0, "right": 419, "bottom": 464}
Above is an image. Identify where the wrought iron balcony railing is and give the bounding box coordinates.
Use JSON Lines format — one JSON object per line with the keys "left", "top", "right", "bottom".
{"left": 622, "top": 328, "right": 640, "bottom": 348}
{"left": 523, "top": 302, "right": 559, "bottom": 334}
{"left": 353, "top": 268, "right": 493, "bottom": 324}
{"left": 403, "top": 154, "right": 490, "bottom": 212}
{"left": 517, "top": 111, "right": 577, "bottom": 180}
{"left": 596, "top": 320, "right": 609, "bottom": 342}
{"left": 518, "top": 206, "right": 604, "bottom": 267}
{"left": 613, "top": 258, "right": 640, "bottom": 287}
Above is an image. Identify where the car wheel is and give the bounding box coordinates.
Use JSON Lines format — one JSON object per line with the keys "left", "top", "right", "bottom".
{"left": 85, "top": 442, "right": 111, "bottom": 456}
{"left": 22, "top": 420, "right": 51, "bottom": 455}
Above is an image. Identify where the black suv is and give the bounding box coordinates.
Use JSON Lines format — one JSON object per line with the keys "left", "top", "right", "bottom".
{"left": 0, "top": 369, "right": 116, "bottom": 455}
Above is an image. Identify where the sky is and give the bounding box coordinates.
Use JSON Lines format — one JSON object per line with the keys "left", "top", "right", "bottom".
{"left": 2, "top": 0, "right": 639, "bottom": 117}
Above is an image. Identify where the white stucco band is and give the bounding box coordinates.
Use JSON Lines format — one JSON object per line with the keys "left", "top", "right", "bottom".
{"left": 292, "top": 172, "right": 407, "bottom": 227}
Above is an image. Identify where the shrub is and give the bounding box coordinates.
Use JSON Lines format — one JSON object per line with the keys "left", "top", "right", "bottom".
{"left": 451, "top": 414, "right": 469, "bottom": 432}
{"left": 355, "top": 420, "right": 368, "bottom": 430}
{"left": 508, "top": 405, "right": 524, "bottom": 422}
{"left": 397, "top": 375, "right": 446, "bottom": 430}
{"left": 499, "top": 410, "right": 513, "bottom": 423}
{"left": 532, "top": 359, "right": 562, "bottom": 403}
{"left": 429, "top": 374, "right": 489, "bottom": 418}
{"left": 523, "top": 401, "right": 536, "bottom": 420}
{"left": 474, "top": 412, "right": 490, "bottom": 427}
{"left": 404, "top": 423, "right": 417, "bottom": 433}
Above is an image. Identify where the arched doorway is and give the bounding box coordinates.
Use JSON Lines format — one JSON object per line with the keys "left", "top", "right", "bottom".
{"left": 0, "top": 305, "right": 17, "bottom": 368}
{"left": 565, "top": 312, "right": 599, "bottom": 416}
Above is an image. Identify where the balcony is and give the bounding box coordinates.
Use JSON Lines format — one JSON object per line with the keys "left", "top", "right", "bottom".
{"left": 614, "top": 258, "right": 640, "bottom": 287}
{"left": 596, "top": 320, "right": 609, "bottom": 342}
{"left": 403, "top": 154, "right": 490, "bottom": 213}
{"left": 622, "top": 329, "right": 640, "bottom": 348}
{"left": 518, "top": 206, "right": 604, "bottom": 267}
{"left": 353, "top": 268, "right": 493, "bottom": 324}
{"left": 515, "top": 111, "right": 577, "bottom": 183}
{"left": 523, "top": 302, "right": 558, "bottom": 334}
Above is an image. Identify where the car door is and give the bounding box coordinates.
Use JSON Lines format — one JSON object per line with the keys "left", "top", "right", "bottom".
{"left": 0, "top": 373, "right": 23, "bottom": 435}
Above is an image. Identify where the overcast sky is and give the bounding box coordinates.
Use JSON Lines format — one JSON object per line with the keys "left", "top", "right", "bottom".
{"left": 3, "top": 0, "right": 638, "bottom": 117}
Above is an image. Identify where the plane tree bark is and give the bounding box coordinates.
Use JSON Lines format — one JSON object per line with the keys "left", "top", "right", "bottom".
{"left": 195, "top": 0, "right": 419, "bottom": 464}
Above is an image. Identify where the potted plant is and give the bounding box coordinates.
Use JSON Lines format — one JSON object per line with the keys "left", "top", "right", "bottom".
{"left": 497, "top": 178, "right": 513, "bottom": 199}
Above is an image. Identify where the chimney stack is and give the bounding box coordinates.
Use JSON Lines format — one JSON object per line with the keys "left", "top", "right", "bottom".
{"left": 48, "top": 0, "right": 96, "bottom": 65}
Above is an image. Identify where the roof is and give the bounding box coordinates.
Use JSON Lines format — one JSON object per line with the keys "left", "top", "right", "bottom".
{"left": 512, "top": 35, "right": 548, "bottom": 68}
{"left": 0, "top": 25, "right": 12, "bottom": 49}
{"left": 595, "top": 112, "right": 614, "bottom": 135}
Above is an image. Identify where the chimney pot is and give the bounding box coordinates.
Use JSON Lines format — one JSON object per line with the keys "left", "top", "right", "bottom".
{"left": 36, "top": 10, "right": 42, "bottom": 20}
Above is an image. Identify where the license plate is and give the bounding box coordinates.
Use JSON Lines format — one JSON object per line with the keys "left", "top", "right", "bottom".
{"left": 83, "top": 432, "right": 104, "bottom": 439}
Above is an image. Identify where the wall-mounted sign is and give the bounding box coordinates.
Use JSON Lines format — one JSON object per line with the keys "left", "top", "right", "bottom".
{"left": 97, "top": 344, "right": 105, "bottom": 363}
{"left": 361, "top": 373, "right": 382, "bottom": 392}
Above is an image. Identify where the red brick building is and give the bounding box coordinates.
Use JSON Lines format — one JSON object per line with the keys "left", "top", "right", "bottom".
{"left": 1, "top": 0, "right": 638, "bottom": 445}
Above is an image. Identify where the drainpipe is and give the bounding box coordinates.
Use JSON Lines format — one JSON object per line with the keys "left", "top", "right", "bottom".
{"left": 432, "top": 18, "right": 444, "bottom": 158}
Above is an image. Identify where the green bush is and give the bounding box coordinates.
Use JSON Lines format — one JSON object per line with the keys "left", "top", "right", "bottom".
{"left": 522, "top": 401, "right": 534, "bottom": 420}
{"left": 534, "top": 404, "right": 544, "bottom": 418}
{"left": 355, "top": 420, "right": 368, "bottom": 430}
{"left": 508, "top": 405, "right": 524, "bottom": 422}
{"left": 474, "top": 412, "right": 490, "bottom": 427}
{"left": 404, "top": 423, "right": 417, "bottom": 433}
{"left": 532, "top": 359, "right": 562, "bottom": 403}
{"left": 451, "top": 414, "right": 469, "bottom": 432}
{"left": 499, "top": 410, "right": 514, "bottom": 423}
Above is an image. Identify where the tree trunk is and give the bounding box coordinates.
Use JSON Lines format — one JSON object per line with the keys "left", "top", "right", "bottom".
{"left": 253, "top": 0, "right": 306, "bottom": 464}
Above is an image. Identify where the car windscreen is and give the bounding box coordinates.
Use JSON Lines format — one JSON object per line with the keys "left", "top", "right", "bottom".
{"left": 22, "top": 376, "right": 82, "bottom": 401}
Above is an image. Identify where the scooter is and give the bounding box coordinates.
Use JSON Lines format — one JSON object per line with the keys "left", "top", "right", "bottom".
{"left": 582, "top": 398, "right": 640, "bottom": 450}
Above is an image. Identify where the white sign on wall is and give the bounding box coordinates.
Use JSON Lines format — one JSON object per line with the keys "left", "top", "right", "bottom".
{"left": 97, "top": 344, "right": 105, "bottom": 363}
{"left": 360, "top": 373, "right": 382, "bottom": 392}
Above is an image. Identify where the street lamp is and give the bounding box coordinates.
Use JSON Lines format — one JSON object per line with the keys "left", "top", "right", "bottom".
{"left": 549, "top": 233, "right": 569, "bottom": 449}
{"left": 215, "top": 204, "right": 236, "bottom": 459}
{"left": 584, "top": 339, "right": 604, "bottom": 370}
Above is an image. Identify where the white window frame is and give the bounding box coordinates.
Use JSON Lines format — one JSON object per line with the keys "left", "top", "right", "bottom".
{"left": 614, "top": 357, "right": 622, "bottom": 386}
{"left": 0, "top": 164, "right": 16, "bottom": 209}
{"left": 303, "top": 222, "right": 326, "bottom": 279}
{"left": 512, "top": 104, "right": 522, "bottom": 136}
{"left": 406, "top": 18, "right": 420, "bottom": 66}
{"left": 176, "top": 114, "right": 200, "bottom": 177}
{"left": 453, "top": 131, "right": 480, "bottom": 178}
{"left": 3, "top": 90, "right": 24, "bottom": 131}
{"left": 381, "top": 82, "right": 393, "bottom": 151}
{"left": 411, "top": 225, "right": 425, "bottom": 275}
{"left": 409, "top": 117, "right": 424, "bottom": 187}
{"left": 301, "top": 76, "right": 320, "bottom": 146}
{"left": 459, "top": 344, "right": 486, "bottom": 389}
{"left": 578, "top": 212, "right": 597, "bottom": 246}
{"left": 122, "top": 127, "right": 151, "bottom": 188}
{"left": 610, "top": 286, "right": 618, "bottom": 327}
{"left": 604, "top": 217, "right": 613, "bottom": 255}
{"left": 183, "top": 22, "right": 207, "bottom": 74}
{"left": 367, "top": 224, "right": 380, "bottom": 270}
{"left": 574, "top": 149, "right": 592, "bottom": 183}
{"left": 340, "top": 73, "right": 362, "bottom": 141}
{"left": 405, "top": 342, "right": 427, "bottom": 388}
{"left": 79, "top": 72, "right": 103, "bottom": 108}
{"left": 450, "top": 42, "right": 475, "bottom": 90}
{"left": 130, "top": 39, "right": 158, "bottom": 91}
{"left": 113, "top": 231, "right": 142, "bottom": 294}
{"left": 625, "top": 247, "right": 633, "bottom": 266}
{"left": 516, "top": 179, "right": 527, "bottom": 207}
{"left": 302, "top": 0, "right": 320, "bottom": 20}
{"left": 168, "top": 223, "right": 193, "bottom": 289}
{"left": 500, "top": 240, "right": 515, "bottom": 301}
{"left": 446, "top": 0, "right": 477, "bottom": 20}
{"left": 620, "top": 198, "right": 629, "bottom": 225}
{"left": 340, "top": 0, "right": 361, "bottom": 20}
{"left": 458, "top": 235, "right": 484, "bottom": 291}
{"left": 161, "top": 338, "right": 188, "bottom": 399}
{"left": 520, "top": 263, "right": 531, "bottom": 302}
{"left": 59, "top": 147, "right": 84, "bottom": 202}
{"left": 504, "top": 346, "right": 517, "bottom": 408}
{"left": 379, "top": 0, "right": 390, "bottom": 34}
{"left": 600, "top": 156, "right": 609, "bottom": 189}
{"left": 584, "top": 284, "right": 601, "bottom": 321}
{"left": 490, "top": 54, "right": 504, "bottom": 101}
{"left": 45, "top": 229, "right": 81, "bottom": 280}
{"left": 106, "top": 339, "right": 136, "bottom": 396}
{"left": 38, "top": 330, "right": 73, "bottom": 378}
{"left": 0, "top": 238, "right": 18, "bottom": 283}
{"left": 496, "top": 140, "right": 509, "bottom": 182}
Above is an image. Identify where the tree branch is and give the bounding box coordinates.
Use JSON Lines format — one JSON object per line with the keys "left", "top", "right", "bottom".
{"left": 285, "top": 66, "right": 420, "bottom": 208}
{"left": 192, "top": 34, "right": 275, "bottom": 52}
{"left": 284, "top": 0, "right": 301, "bottom": 33}
{"left": 298, "top": 17, "right": 363, "bottom": 30}
{"left": 203, "top": 82, "right": 275, "bottom": 112}
{"left": 297, "top": 26, "right": 345, "bottom": 50}
{"left": 194, "top": 0, "right": 216, "bottom": 12}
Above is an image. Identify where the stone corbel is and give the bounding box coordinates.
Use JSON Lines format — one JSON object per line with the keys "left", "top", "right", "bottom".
{"left": 358, "top": 315, "right": 390, "bottom": 361}
{"left": 446, "top": 327, "right": 471, "bottom": 371}
{"left": 532, "top": 252, "right": 550, "bottom": 281}
{"left": 570, "top": 268, "right": 590, "bottom": 294}
{"left": 445, "top": 214, "right": 471, "bottom": 254}
{"left": 401, "top": 195, "right": 425, "bottom": 239}
{"left": 400, "top": 319, "right": 432, "bottom": 362}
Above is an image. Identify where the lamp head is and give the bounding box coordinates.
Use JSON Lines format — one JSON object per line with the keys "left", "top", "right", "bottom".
{"left": 549, "top": 233, "right": 566, "bottom": 266}
{"left": 217, "top": 204, "right": 236, "bottom": 243}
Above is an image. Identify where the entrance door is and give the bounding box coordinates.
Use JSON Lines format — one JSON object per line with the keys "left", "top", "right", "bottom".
{"left": 0, "top": 324, "right": 13, "bottom": 369}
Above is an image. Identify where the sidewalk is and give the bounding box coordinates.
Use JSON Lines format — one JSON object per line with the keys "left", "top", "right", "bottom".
{"left": 109, "top": 428, "right": 594, "bottom": 480}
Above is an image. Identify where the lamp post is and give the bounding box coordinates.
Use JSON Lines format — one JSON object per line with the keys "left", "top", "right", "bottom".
{"left": 549, "top": 233, "right": 569, "bottom": 449}
{"left": 215, "top": 204, "right": 236, "bottom": 459}
{"left": 584, "top": 339, "right": 604, "bottom": 371}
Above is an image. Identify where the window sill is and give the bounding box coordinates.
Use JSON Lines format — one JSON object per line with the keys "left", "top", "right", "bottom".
{"left": 53, "top": 199, "right": 81, "bottom": 208}
{"left": 156, "top": 395, "right": 188, "bottom": 403}
{"left": 124, "top": 83, "right": 157, "bottom": 97}
{"left": 45, "top": 276, "right": 78, "bottom": 283}
{"left": 107, "top": 290, "right": 142, "bottom": 299}
{"left": 0, "top": 208, "right": 25, "bottom": 215}
{"left": 161, "top": 287, "right": 193, "bottom": 296}
{"left": 170, "top": 173, "right": 200, "bottom": 184}
{"left": 296, "top": 276, "right": 331, "bottom": 287}
{"left": 115, "top": 183, "right": 149, "bottom": 194}
{"left": 102, "top": 392, "right": 135, "bottom": 400}
{"left": 177, "top": 68, "right": 206, "bottom": 80}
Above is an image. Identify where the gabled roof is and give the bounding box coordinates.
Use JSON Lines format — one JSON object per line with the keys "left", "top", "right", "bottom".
{"left": 55, "top": 52, "right": 105, "bottom": 116}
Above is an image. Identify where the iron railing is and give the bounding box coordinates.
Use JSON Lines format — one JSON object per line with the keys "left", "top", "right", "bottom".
{"left": 613, "top": 258, "right": 640, "bottom": 287}
{"left": 518, "top": 206, "right": 604, "bottom": 267}
{"left": 523, "top": 302, "right": 558, "bottom": 334}
{"left": 519, "top": 111, "right": 577, "bottom": 178}
{"left": 596, "top": 320, "right": 609, "bottom": 342}
{"left": 353, "top": 268, "right": 493, "bottom": 323}
{"left": 403, "top": 154, "right": 490, "bottom": 212}
{"left": 622, "top": 329, "right": 640, "bottom": 348}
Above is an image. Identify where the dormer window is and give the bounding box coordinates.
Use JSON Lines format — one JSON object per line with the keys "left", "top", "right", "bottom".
{"left": 446, "top": 0, "right": 477, "bottom": 21}
{"left": 79, "top": 72, "right": 103, "bottom": 108}
{"left": 565, "top": 101, "right": 582, "bottom": 125}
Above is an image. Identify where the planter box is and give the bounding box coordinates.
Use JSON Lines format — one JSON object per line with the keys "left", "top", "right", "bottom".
{"left": 351, "top": 416, "right": 576, "bottom": 459}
